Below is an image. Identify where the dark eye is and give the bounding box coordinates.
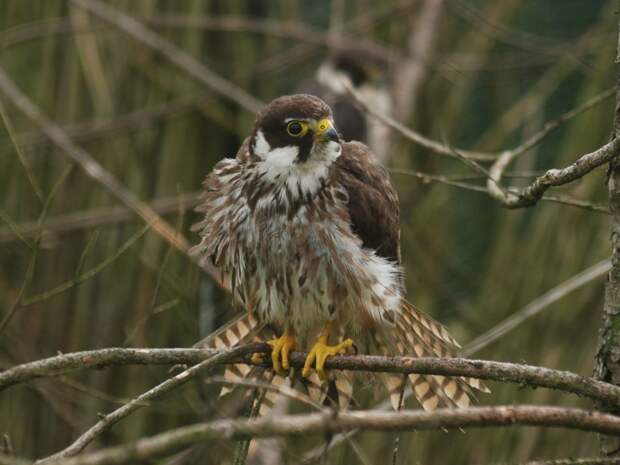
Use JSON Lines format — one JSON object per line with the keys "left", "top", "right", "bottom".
{"left": 286, "top": 121, "right": 306, "bottom": 137}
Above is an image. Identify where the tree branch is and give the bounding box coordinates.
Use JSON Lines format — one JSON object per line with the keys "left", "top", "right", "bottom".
{"left": 4, "top": 345, "right": 620, "bottom": 408}
{"left": 38, "top": 345, "right": 253, "bottom": 461}
{"left": 345, "top": 81, "right": 619, "bottom": 209}
{"left": 520, "top": 458, "right": 620, "bottom": 465}
{"left": 20, "top": 406, "right": 620, "bottom": 465}
{"left": 345, "top": 83, "right": 497, "bottom": 161}
{"left": 487, "top": 137, "right": 620, "bottom": 208}
{"left": 595, "top": 9, "right": 620, "bottom": 457}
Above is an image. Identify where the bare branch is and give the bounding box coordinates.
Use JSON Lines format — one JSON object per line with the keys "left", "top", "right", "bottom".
{"left": 486, "top": 86, "right": 619, "bottom": 207}
{"left": 345, "top": 83, "right": 497, "bottom": 162}
{"left": 509, "top": 87, "right": 615, "bottom": 159}
{"left": 390, "top": 168, "right": 610, "bottom": 214}
{"left": 520, "top": 458, "right": 620, "bottom": 465}
{"left": 488, "top": 137, "right": 620, "bottom": 208}
{"left": 25, "top": 406, "right": 620, "bottom": 465}
{"left": 0, "top": 69, "right": 186, "bottom": 252}
{"left": 347, "top": 82, "right": 618, "bottom": 209}
{"left": 39, "top": 345, "right": 252, "bottom": 461}
{"left": 4, "top": 345, "right": 620, "bottom": 408}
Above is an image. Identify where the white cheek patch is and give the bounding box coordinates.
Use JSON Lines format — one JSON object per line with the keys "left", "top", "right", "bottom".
{"left": 263, "top": 146, "right": 299, "bottom": 169}
{"left": 253, "top": 130, "right": 271, "bottom": 158}
{"left": 253, "top": 128, "right": 341, "bottom": 198}
{"left": 254, "top": 130, "right": 300, "bottom": 167}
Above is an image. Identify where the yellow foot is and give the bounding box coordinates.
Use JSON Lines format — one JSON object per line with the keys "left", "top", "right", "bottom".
{"left": 265, "top": 329, "right": 296, "bottom": 375}
{"left": 302, "top": 337, "right": 353, "bottom": 381}
{"left": 250, "top": 353, "right": 265, "bottom": 364}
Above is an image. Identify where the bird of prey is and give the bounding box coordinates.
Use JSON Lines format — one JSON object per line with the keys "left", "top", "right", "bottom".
{"left": 296, "top": 51, "right": 392, "bottom": 162}
{"left": 191, "top": 94, "right": 487, "bottom": 411}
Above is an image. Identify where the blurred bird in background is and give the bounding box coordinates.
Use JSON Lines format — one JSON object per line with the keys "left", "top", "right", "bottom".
{"left": 296, "top": 49, "right": 392, "bottom": 162}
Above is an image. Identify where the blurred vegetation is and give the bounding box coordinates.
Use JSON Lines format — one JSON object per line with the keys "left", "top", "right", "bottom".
{"left": 0, "top": 1, "right": 617, "bottom": 464}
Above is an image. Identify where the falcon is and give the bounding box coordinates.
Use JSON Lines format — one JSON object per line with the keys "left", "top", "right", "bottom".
{"left": 191, "top": 94, "right": 488, "bottom": 410}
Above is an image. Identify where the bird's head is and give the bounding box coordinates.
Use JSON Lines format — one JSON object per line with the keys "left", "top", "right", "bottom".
{"left": 251, "top": 94, "right": 341, "bottom": 170}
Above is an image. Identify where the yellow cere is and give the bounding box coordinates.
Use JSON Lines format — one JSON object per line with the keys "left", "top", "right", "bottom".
{"left": 316, "top": 118, "right": 332, "bottom": 134}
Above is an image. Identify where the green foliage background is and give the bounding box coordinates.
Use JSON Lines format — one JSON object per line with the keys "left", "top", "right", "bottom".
{"left": 0, "top": 1, "right": 617, "bottom": 463}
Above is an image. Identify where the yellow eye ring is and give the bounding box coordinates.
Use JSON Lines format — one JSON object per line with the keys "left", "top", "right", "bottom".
{"left": 286, "top": 120, "right": 308, "bottom": 137}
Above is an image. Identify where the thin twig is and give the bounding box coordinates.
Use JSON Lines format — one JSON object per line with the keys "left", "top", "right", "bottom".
{"left": 464, "top": 258, "right": 611, "bottom": 355}
{"left": 389, "top": 168, "right": 610, "bottom": 214}
{"left": 347, "top": 81, "right": 619, "bottom": 209}
{"left": 0, "top": 163, "right": 74, "bottom": 333}
{"left": 488, "top": 137, "right": 620, "bottom": 208}
{"left": 0, "top": 100, "right": 44, "bottom": 203}
{"left": 19, "top": 222, "right": 151, "bottom": 308}
{"left": 0, "top": 67, "right": 223, "bottom": 288}
{"left": 345, "top": 83, "right": 497, "bottom": 162}
{"left": 0, "top": 68, "right": 189, "bottom": 253}
{"left": 38, "top": 345, "right": 254, "bottom": 462}
{"left": 509, "top": 87, "right": 615, "bottom": 159}
{"left": 69, "top": 0, "right": 263, "bottom": 114}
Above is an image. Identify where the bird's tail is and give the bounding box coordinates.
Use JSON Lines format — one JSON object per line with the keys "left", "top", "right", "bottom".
{"left": 377, "top": 300, "right": 490, "bottom": 411}
{"left": 196, "top": 312, "right": 353, "bottom": 414}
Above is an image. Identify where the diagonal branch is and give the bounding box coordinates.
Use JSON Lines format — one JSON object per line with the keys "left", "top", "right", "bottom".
{"left": 38, "top": 345, "right": 252, "bottom": 462}
{"left": 464, "top": 258, "right": 611, "bottom": 355}
{"left": 0, "top": 67, "right": 223, "bottom": 287}
{"left": 0, "top": 68, "right": 186, "bottom": 253}
{"left": 345, "top": 82, "right": 620, "bottom": 208}
{"left": 69, "top": 0, "right": 263, "bottom": 114}
{"left": 345, "top": 83, "right": 497, "bottom": 161}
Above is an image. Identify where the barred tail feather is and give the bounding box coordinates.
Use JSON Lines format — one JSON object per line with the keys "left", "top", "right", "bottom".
{"left": 303, "top": 371, "right": 329, "bottom": 405}
{"left": 257, "top": 370, "right": 289, "bottom": 416}
{"left": 193, "top": 312, "right": 264, "bottom": 398}
{"left": 194, "top": 312, "right": 262, "bottom": 350}
{"left": 393, "top": 300, "right": 489, "bottom": 410}
{"left": 370, "top": 334, "right": 405, "bottom": 410}
{"left": 371, "top": 334, "right": 454, "bottom": 411}
{"left": 194, "top": 313, "right": 350, "bottom": 415}
{"left": 381, "top": 372, "right": 403, "bottom": 410}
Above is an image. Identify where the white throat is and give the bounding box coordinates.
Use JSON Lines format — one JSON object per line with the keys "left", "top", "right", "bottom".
{"left": 253, "top": 130, "right": 341, "bottom": 198}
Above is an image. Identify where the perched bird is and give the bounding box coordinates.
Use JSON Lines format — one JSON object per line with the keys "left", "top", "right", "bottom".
{"left": 296, "top": 51, "right": 392, "bottom": 162}
{"left": 191, "top": 94, "right": 487, "bottom": 411}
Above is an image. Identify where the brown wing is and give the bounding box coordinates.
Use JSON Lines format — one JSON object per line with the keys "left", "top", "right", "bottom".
{"left": 335, "top": 141, "right": 401, "bottom": 264}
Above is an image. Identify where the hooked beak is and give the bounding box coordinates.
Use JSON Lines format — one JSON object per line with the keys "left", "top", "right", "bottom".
{"left": 314, "top": 118, "right": 340, "bottom": 143}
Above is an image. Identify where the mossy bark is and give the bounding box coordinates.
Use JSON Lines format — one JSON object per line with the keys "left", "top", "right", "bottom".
{"left": 595, "top": 56, "right": 620, "bottom": 456}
